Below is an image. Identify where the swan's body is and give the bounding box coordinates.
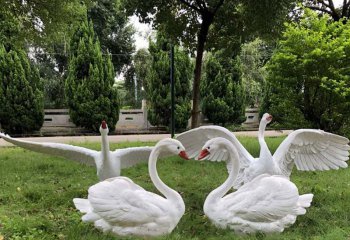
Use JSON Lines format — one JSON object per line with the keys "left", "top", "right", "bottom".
{"left": 0, "top": 121, "right": 153, "bottom": 180}
{"left": 177, "top": 113, "right": 349, "bottom": 188}
{"left": 199, "top": 137, "right": 313, "bottom": 234}
{"left": 73, "top": 138, "right": 188, "bottom": 237}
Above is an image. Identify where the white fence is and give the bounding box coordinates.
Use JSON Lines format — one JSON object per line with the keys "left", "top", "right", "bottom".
{"left": 43, "top": 109, "right": 75, "bottom": 127}
{"left": 42, "top": 105, "right": 258, "bottom": 131}
{"left": 43, "top": 100, "right": 151, "bottom": 130}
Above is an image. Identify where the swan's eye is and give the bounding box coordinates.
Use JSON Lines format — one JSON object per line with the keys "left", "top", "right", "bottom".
{"left": 177, "top": 146, "right": 180, "bottom": 150}
{"left": 207, "top": 146, "right": 210, "bottom": 150}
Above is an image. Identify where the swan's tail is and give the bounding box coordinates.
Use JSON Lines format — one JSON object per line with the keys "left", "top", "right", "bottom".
{"left": 295, "top": 193, "right": 313, "bottom": 215}
{"left": 73, "top": 198, "right": 91, "bottom": 213}
{"left": 73, "top": 198, "right": 101, "bottom": 222}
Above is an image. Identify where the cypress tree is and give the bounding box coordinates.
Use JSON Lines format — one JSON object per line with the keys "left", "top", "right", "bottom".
{"left": 0, "top": 45, "right": 44, "bottom": 133}
{"left": 146, "top": 33, "right": 193, "bottom": 130}
{"left": 201, "top": 51, "right": 245, "bottom": 126}
{"left": 66, "top": 18, "right": 119, "bottom": 132}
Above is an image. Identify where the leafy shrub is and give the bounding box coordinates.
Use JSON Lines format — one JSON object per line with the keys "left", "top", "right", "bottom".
{"left": 145, "top": 33, "right": 193, "bottom": 130}
{"left": 262, "top": 9, "right": 350, "bottom": 133}
{"left": 201, "top": 51, "right": 245, "bottom": 126}
{"left": 65, "top": 18, "right": 119, "bottom": 132}
{"left": 0, "top": 45, "right": 44, "bottom": 134}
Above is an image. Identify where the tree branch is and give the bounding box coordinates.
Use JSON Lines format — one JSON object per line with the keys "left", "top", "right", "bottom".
{"left": 346, "top": 0, "right": 350, "bottom": 8}
{"left": 305, "top": 5, "right": 334, "bottom": 15}
{"left": 178, "top": 0, "right": 201, "bottom": 12}
{"left": 344, "top": 0, "right": 350, "bottom": 18}
{"left": 195, "top": 0, "right": 206, "bottom": 11}
{"left": 327, "top": 0, "right": 339, "bottom": 18}
{"left": 319, "top": 0, "right": 331, "bottom": 9}
{"left": 342, "top": 0, "right": 347, "bottom": 17}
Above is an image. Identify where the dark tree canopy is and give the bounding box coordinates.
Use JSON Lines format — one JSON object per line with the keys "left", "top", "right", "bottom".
{"left": 0, "top": 0, "right": 87, "bottom": 49}
{"left": 88, "top": 0, "right": 135, "bottom": 72}
{"left": 123, "top": 0, "right": 297, "bottom": 128}
{"left": 303, "top": 0, "right": 350, "bottom": 21}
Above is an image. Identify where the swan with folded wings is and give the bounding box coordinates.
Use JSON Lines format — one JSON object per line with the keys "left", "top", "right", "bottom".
{"left": 73, "top": 138, "right": 189, "bottom": 237}
{"left": 198, "top": 137, "right": 313, "bottom": 234}
{"left": 177, "top": 113, "right": 349, "bottom": 188}
{"left": 0, "top": 121, "right": 154, "bottom": 180}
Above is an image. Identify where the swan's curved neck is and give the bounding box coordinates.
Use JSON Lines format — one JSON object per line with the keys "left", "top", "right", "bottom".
{"left": 149, "top": 148, "right": 182, "bottom": 203}
{"left": 204, "top": 143, "right": 240, "bottom": 208}
{"left": 258, "top": 120, "right": 267, "bottom": 143}
{"left": 258, "top": 121, "right": 272, "bottom": 160}
{"left": 101, "top": 133, "right": 110, "bottom": 162}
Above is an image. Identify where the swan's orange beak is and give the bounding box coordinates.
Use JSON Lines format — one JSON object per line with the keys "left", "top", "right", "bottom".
{"left": 101, "top": 120, "right": 107, "bottom": 129}
{"left": 178, "top": 151, "right": 189, "bottom": 160}
{"left": 198, "top": 149, "right": 210, "bottom": 160}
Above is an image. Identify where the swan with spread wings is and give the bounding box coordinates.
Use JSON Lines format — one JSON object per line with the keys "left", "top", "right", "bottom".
{"left": 177, "top": 113, "right": 349, "bottom": 188}
{"left": 0, "top": 121, "right": 154, "bottom": 180}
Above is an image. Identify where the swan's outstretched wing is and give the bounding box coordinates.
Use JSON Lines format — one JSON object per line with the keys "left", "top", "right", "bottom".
{"left": 176, "top": 126, "right": 254, "bottom": 166}
{"left": 88, "top": 177, "right": 169, "bottom": 224}
{"left": 0, "top": 132, "right": 99, "bottom": 166}
{"left": 111, "top": 147, "right": 154, "bottom": 169}
{"left": 273, "top": 129, "right": 350, "bottom": 176}
{"left": 222, "top": 175, "right": 302, "bottom": 222}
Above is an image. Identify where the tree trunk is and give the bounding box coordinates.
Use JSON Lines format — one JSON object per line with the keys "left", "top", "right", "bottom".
{"left": 191, "top": 14, "right": 213, "bottom": 128}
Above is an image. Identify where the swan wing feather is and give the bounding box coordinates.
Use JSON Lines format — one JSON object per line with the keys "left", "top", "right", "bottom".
{"left": 176, "top": 126, "right": 254, "bottom": 166}
{"left": 88, "top": 177, "right": 169, "bottom": 225}
{"left": 222, "top": 175, "right": 300, "bottom": 222}
{"left": 0, "top": 132, "right": 98, "bottom": 166}
{"left": 112, "top": 146, "right": 153, "bottom": 169}
{"left": 273, "top": 129, "right": 349, "bottom": 176}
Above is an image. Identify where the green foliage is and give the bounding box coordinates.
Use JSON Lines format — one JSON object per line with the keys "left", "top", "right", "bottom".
{"left": 1, "top": 138, "right": 350, "bottom": 239}
{"left": 65, "top": 18, "right": 119, "bottom": 132}
{"left": 145, "top": 33, "right": 193, "bottom": 130}
{"left": 262, "top": 9, "right": 350, "bottom": 133}
{"left": 239, "top": 38, "right": 272, "bottom": 107}
{"left": 201, "top": 51, "right": 245, "bottom": 126}
{"left": 0, "top": 9, "right": 22, "bottom": 51}
{"left": 0, "top": 45, "right": 44, "bottom": 134}
{"left": 124, "top": 0, "right": 295, "bottom": 54}
{"left": 124, "top": 0, "right": 297, "bottom": 128}
{"left": 123, "top": 49, "right": 152, "bottom": 108}
{"left": 34, "top": 54, "right": 66, "bottom": 109}
{"left": 88, "top": 0, "right": 135, "bottom": 72}
{"left": 123, "top": 66, "right": 138, "bottom": 108}
{"left": 0, "top": 0, "right": 88, "bottom": 65}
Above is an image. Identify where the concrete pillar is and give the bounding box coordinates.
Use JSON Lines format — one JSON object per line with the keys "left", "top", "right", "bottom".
{"left": 142, "top": 99, "right": 148, "bottom": 129}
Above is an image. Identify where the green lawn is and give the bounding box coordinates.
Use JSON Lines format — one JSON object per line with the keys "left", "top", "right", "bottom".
{"left": 0, "top": 137, "right": 349, "bottom": 240}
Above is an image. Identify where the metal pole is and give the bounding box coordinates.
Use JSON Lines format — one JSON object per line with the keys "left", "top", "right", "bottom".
{"left": 170, "top": 44, "right": 175, "bottom": 138}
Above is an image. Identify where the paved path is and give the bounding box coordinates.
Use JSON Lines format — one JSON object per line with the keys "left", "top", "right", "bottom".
{"left": 0, "top": 130, "right": 293, "bottom": 147}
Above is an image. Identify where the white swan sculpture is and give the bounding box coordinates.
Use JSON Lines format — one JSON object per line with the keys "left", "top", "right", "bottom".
{"left": 73, "top": 138, "right": 189, "bottom": 237}
{"left": 198, "top": 137, "right": 313, "bottom": 234}
{"left": 177, "top": 113, "right": 350, "bottom": 188}
{"left": 0, "top": 121, "right": 154, "bottom": 181}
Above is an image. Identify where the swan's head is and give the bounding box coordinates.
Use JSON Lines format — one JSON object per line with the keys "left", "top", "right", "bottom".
{"left": 198, "top": 137, "right": 231, "bottom": 160}
{"left": 99, "top": 120, "right": 109, "bottom": 135}
{"left": 261, "top": 113, "right": 273, "bottom": 124}
{"left": 155, "top": 138, "right": 189, "bottom": 160}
